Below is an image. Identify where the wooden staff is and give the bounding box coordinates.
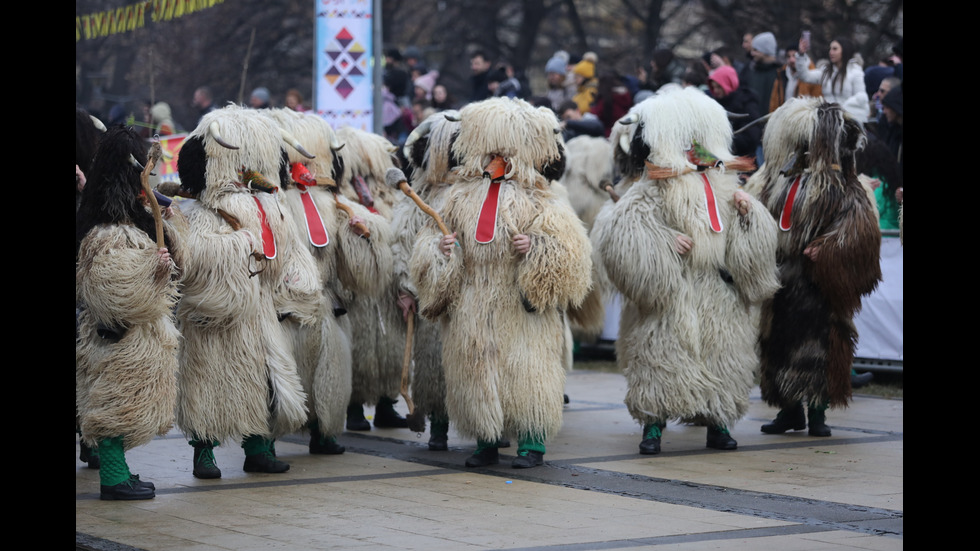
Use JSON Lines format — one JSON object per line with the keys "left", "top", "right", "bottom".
{"left": 139, "top": 141, "right": 165, "bottom": 249}
{"left": 600, "top": 181, "right": 620, "bottom": 202}
{"left": 386, "top": 167, "right": 453, "bottom": 237}
{"left": 401, "top": 313, "right": 418, "bottom": 421}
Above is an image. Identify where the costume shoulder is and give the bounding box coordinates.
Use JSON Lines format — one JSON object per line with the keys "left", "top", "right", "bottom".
{"left": 77, "top": 224, "right": 178, "bottom": 327}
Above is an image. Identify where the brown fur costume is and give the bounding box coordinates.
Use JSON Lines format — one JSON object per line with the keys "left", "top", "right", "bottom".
{"left": 174, "top": 105, "right": 321, "bottom": 443}
{"left": 410, "top": 98, "right": 593, "bottom": 444}
{"left": 747, "top": 98, "right": 881, "bottom": 409}
{"left": 591, "top": 86, "right": 780, "bottom": 429}
{"left": 76, "top": 126, "right": 181, "bottom": 450}
{"left": 264, "top": 108, "right": 394, "bottom": 440}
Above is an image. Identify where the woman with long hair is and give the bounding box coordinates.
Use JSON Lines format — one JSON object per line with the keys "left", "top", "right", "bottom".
{"left": 795, "top": 36, "right": 869, "bottom": 123}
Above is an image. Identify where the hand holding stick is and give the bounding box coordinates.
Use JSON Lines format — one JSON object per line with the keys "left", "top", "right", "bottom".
{"left": 140, "top": 141, "right": 165, "bottom": 249}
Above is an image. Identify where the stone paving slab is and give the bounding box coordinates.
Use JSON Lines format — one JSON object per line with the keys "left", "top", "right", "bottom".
{"left": 76, "top": 369, "right": 902, "bottom": 551}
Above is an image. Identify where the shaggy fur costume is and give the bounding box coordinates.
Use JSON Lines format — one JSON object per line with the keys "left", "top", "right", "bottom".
{"left": 332, "top": 126, "right": 403, "bottom": 408}
{"left": 746, "top": 98, "right": 881, "bottom": 409}
{"left": 174, "top": 105, "right": 321, "bottom": 443}
{"left": 410, "top": 98, "right": 592, "bottom": 443}
{"left": 394, "top": 111, "right": 461, "bottom": 426}
{"left": 264, "top": 109, "right": 394, "bottom": 438}
{"left": 76, "top": 126, "right": 180, "bottom": 450}
{"left": 560, "top": 135, "right": 615, "bottom": 232}
{"left": 591, "top": 86, "right": 780, "bottom": 429}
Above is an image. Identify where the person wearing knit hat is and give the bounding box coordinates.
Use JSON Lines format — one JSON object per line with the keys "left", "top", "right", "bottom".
{"left": 571, "top": 52, "right": 599, "bottom": 113}
{"left": 708, "top": 66, "right": 763, "bottom": 158}
{"left": 413, "top": 70, "right": 440, "bottom": 102}
{"left": 751, "top": 32, "right": 777, "bottom": 58}
{"left": 249, "top": 87, "right": 270, "bottom": 109}
{"left": 545, "top": 53, "right": 567, "bottom": 76}
{"left": 740, "top": 31, "right": 780, "bottom": 114}
{"left": 544, "top": 51, "right": 574, "bottom": 111}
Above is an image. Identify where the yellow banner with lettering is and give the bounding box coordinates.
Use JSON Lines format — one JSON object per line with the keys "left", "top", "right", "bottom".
{"left": 76, "top": 0, "right": 225, "bottom": 42}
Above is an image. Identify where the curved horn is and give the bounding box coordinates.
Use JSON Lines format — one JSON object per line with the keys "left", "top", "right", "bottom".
{"left": 443, "top": 112, "right": 461, "bottom": 122}
{"left": 90, "top": 115, "right": 107, "bottom": 132}
{"left": 279, "top": 127, "right": 316, "bottom": 159}
{"left": 619, "top": 131, "right": 632, "bottom": 155}
{"left": 726, "top": 111, "right": 751, "bottom": 119}
{"left": 208, "top": 121, "right": 240, "bottom": 150}
{"left": 129, "top": 154, "right": 145, "bottom": 171}
{"left": 617, "top": 113, "right": 639, "bottom": 126}
{"left": 330, "top": 133, "right": 345, "bottom": 152}
{"left": 402, "top": 117, "right": 435, "bottom": 159}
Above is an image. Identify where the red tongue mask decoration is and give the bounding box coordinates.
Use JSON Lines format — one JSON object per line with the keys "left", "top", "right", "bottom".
{"left": 352, "top": 175, "right": 378, "bottom": 214}
{"left": 684, "top": 144, "right": 724, "bottom": 233}
{"left": 291, "top": 163, "right": 329, "bottom": 247}
{"left": 475, "top": 156, "right": 510, "bottom": 244}
{"left": 779, "top": 175, "right": 803, "bottom": 231}
{"left": 253, "top": 196, "right": 277, "bottom": 259}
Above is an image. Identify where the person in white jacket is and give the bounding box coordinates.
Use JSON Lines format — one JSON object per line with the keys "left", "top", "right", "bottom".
{"left": 796, "top": 36, "right": 869, "bottom": 123}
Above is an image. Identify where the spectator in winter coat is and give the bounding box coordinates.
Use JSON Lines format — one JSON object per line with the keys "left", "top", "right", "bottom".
{"left": 795, "top": 36, "right": 869, "bottom": 123}
{"left": 708, "top": 66, "right": 762, "bottom": 159}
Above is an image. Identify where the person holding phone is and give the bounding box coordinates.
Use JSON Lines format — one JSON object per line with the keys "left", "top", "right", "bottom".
{"left": 795, "top": 33, "right": 869, "bottom": 123}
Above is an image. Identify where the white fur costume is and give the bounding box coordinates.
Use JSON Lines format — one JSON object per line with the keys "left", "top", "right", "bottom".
{"left": 394, "top": 112, "right": 461, "bottom": 426}
{"left": 332, "top": 126, "right": 402, "bottom": 409}
{"left": 410, "top": 98, "right": 593, "bottom": 444}
{"left": 174, "top": 106, "right": 321, "bottom": 443}
{"left": 591, "top": 87, "right": 779, "bottom": 429}
{"left": 76, "top": 223, "right": 181, "bottom": 449}
{"left": 263, "top": 108, "right": 394, "bottom": 439}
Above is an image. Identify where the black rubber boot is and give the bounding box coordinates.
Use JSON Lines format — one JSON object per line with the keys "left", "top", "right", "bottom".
{"left": 242, "top": 436, "right": 290, "bottom": 473}
{"left": 465, "top": 441, "right": 500, "bottom": 467}
{"left": 807, "top": 404, "right": 832, "bottom": 437}
{"left": 706, "top": 426, "right": 738, "bottom": 450}
{"left": 309, "top": 425, "right": 346, "bottom": 455}
{"left": 428, "top": 415, "right": 449, "bottom": 451}
{"left": 101, "top": 477, "right": 155, "bottom": 501}
{"left": 373, "top": 396, "right": 408, "bottom": 428}
{"left": 79, "top": 441, "right": 101, "bottom": 469}
{"left": 346, "top": 402, "right": 371, "bottom": 431}
{"left": 851, "top": 370, "right": 874, "bottom": 389}
{"left": 191, "top": 440, "right": 221, "bottom": 479}
{"left": 639, "top": 421, "right": 665, "bottom": 455}
{"left": 761, "top": 402, "right": 806, "bottom": 434}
